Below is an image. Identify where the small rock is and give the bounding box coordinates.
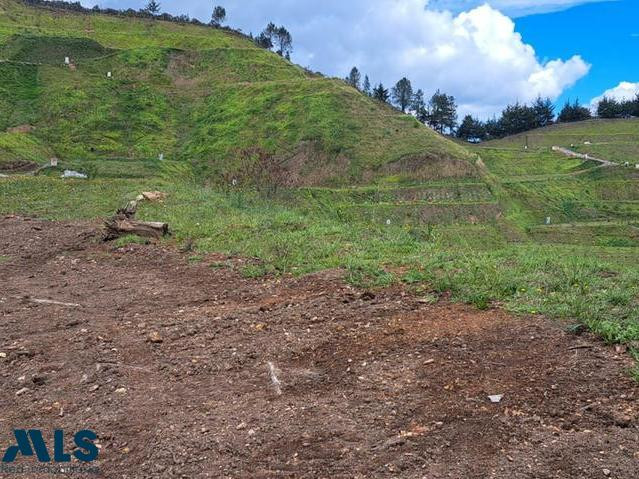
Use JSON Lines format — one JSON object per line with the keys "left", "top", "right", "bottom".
{"left": 603, "top": 469, "right": 611, "bottom": 476}
{"left": 90, "top": 385, "right": 99, "bottom": 392}
{"left": 360, "top": 291, "right": 375, "bottom": 301}
{"left": 115, "top": 387, "right": 127, "bottom": 394}
{"left": 147, "top": 332, "right": 163, "bottom": 344}
{"left": 488, "top": 394, "right": 504, "bottom": 403}
{"left": 612, "top": 413, "right": 632, "bottom": 428}
{"left": 16, "top": 387, "right": 30, "bottom": 396}
{"left": 0, "top": 352, "right": 6, "bottom": 358}
{"left": 236, "top": 422, "right": 247, "bottom": 430}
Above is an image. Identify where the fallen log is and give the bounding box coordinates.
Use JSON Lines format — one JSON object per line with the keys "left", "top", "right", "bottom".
{"left": 103, "top": 200, "right": 169, "bottom": 240}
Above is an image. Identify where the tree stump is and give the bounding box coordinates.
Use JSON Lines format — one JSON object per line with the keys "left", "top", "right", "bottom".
{"left": 103, "top": 200, "right": 169, "bottom": 240}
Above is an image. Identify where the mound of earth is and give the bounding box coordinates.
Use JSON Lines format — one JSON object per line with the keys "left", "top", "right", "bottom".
{"left": 0, "top": 216, "right": 638, "bottom": 478}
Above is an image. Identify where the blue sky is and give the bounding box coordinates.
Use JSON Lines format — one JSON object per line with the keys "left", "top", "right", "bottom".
{"left": 86, "top": 0, "right": 639, "bottom": 117}
{"left": 516, "top": 0, "right": 639, "bottom": 110}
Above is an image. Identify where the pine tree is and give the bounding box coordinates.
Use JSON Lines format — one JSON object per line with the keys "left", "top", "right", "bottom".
{"left": 457, "top": 115, "right": 486, "bottom": 142}
{"left": 558, "top": 99, "right": 591, "bottom": 123}
{"left": 145, "top": 0, "right": 160, "bottom": 15}
{"left": 428, "top": 90, "right": 457, "bottom": 134}
{"left": 362, "top": 75, "right": 371, "bottom": 96}
{"left": 532, "top": 96, "right": 555, "bottom": 128}
{"left": 391, "top": 77, "right": 413, "bottom": 113}
{"left": 597, "top": 96, "right": 621, "bottom": 118}
{"left": 274, "top": 26, "right": 293, "bottom": 58}
{"left": 372, "top": 83, "right": 390, "bottom": 103}
{"left": 346, "top": 67, "right": 361, "bottom": 90}
{"left": 211, "top": 5, "right": 226, "bottom": 26}
{"left": 411, "top": 89, "right": 427, "bottom": 122}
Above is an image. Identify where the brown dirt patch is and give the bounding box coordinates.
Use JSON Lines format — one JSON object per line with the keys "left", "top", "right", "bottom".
{"left": 1, "top": 216, "right": 638, "bottom": 478}
{"left": 0, "top": 160, "right": 38, "bottom": 173}
{"left": 378, "top": 156, "right": 479, "bottom": 181}
{"left": 5, "top": 125, "right": 35, "bottom": 134}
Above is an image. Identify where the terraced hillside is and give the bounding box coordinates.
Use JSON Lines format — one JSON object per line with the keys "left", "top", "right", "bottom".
{"left": 478, "top": 118, "right": 639, "bottom": 247}
{"left": 0, "top": 0, "right": 472, "bottom": 184}
{"left": 486, "top": 118, "right": 639, "bottom": 165}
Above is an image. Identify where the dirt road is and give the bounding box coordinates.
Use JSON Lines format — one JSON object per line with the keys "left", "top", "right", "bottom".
{"left": 1, "top": 215, "right": 638, "bottom": 478}
{"left": 552, "top": 146, "right": 618, "bottom": 167}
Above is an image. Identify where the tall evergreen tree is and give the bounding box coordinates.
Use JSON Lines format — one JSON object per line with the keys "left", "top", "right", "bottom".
{"left": 631, "top": 93, "right": 639, "bottom": 117}
{"left": 210, "top": 5, "right": 226, "bottom": 26}
{"left": 484, "top": 117, "right": 504, "bottom": 140}
{"left": 346, "top": 67, "right": 361, "bottom": 90}
{"left": 558, "top": 99, "right": 591, "bottom": 123}
{"left": 597, "top": 96, "right": 621, "bottom": 118}
{"left": 145, "top": 0, "right": 160, "bottom": 15}
{"left": 391, "top": 77, "right": 413, "bottom": 113}
{"left": 257, "top": 23, "right": 292, "bottom": 57}
{"left": 362, "top": 75, "right": 371, "bottom": 96}
{"left": 499, "top": 102, "right": 537, "bottom": 135}
{"left": 411, "top": 89, "right": 427, "bottom": 122}
{"left": 457, "top": 115, "right": 486, "bottom": 142}
{"left": 372, "top": 83, "right": 390, "bottom": 103}
{"left": 255, "top": 31, "right": 273, "bottom": 49}
{"left": 428, "top": 90, "right": 457, "bottom": 134}
{"left": 273, "top": 26, "right": 293, "bottom": 58}
{"left": 532, "top": 96, "right": 555, "bottom": 128}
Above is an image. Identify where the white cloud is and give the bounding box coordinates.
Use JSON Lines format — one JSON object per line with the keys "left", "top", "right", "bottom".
{"left": 93, "top": 0, "right": 591, "bottom": 118}
{"left": 221, "top": 1, "right": 589, "bottom": 117}
{"left": 428, "top": 0, "right": 613, "bottom": 17}
{"left": 590, "top": 81, "right": 639, "bottom": 108}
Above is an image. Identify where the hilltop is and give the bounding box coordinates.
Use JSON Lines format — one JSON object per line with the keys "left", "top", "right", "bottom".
{"left": 0, "top": 0, "right": 472, "bottom": 185}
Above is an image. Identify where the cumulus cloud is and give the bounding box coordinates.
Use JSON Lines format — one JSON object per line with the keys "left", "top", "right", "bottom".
{"left": 590, "top": 81, "right": 639, "bottom": 108}
{"left": 92, "top": 0, "right": 591, "bottom": 117}
{"left": 222, "top": 1, "right": 589, "bottom": 117}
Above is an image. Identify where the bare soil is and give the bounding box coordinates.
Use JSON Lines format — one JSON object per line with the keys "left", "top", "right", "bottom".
{"left": 1, "top": 215, "right": 638, "bottom": 478}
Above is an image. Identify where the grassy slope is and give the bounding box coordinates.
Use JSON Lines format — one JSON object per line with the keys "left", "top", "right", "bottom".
{"left": 486, "top": 118, "right": 639, "bottom": 164}
{"left": 0, "top": 0, "right": 472, "bottom": 184}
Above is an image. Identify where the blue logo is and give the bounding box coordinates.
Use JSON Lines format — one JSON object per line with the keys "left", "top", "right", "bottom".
{"left": 2, "top": 430, "right": 98, "bottom": 463}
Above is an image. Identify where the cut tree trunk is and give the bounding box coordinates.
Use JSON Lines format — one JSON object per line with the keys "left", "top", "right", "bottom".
{"left": 103, "top": 200, "right": 169, "bottom": 240}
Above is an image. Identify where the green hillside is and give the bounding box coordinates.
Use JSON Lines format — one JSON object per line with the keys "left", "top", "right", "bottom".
{"left": 477, "top": 119, "right": 639, "bottom": 249}
{"left": 485, "top": 118, "right": 639, "bottom": 164}
{"left": 0, "top": 0, "right": 472, "bottom": 184}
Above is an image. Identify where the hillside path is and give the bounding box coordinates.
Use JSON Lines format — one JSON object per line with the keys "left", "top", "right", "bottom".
{"left": 552, "top": 145, "right": 618, "bottom": 167}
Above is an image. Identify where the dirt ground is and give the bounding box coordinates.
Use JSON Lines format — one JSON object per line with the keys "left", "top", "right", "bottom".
{"left": 1, "top": 215, "right": 638, "bottom": 478}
